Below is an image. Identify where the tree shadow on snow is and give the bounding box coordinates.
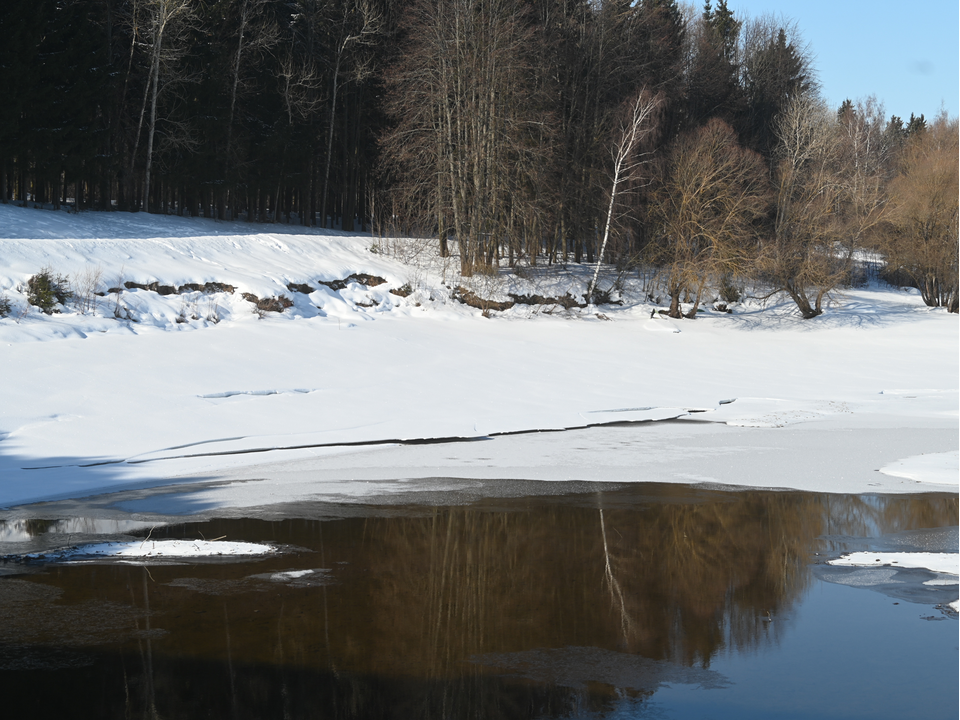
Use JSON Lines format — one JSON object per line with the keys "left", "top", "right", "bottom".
{"left": 723, "top": 288, "right": 938, "bottom": 332}
{"left": 0, "top": 445, "right": 224, "bottom": 521}
{"left": 0, "top": 203, "right": 364, "bottom": 241}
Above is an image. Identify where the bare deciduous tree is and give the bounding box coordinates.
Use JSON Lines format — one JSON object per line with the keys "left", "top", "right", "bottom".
{"left": 223, "top": 0, "right": 279, "bottom": 216}
{"left": 883, "top": 114, "right": 959, "bottom": 312}
{"left": 648, "top": 118, "right": 768, "bottom": 318}
{"left": 762, "top": 94, "right": 846, "bottom": 319}
{"left": 320, "top": 0, "right": 382, "bottom": 229}
{"left": 382, "top": 0, "right": 550, "bottom": 276}
{"left": 836, "top": 96, "right": 894, "bottom": 255}
{"left": 139, "top": 0, "right": 198, "bottom": 213}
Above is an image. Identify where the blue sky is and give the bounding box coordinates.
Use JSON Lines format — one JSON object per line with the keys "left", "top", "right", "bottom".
{"left": 726, "top": 0, "right": 959, "bottom": 123}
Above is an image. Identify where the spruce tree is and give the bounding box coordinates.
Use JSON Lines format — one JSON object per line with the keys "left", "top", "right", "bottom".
{"left": 906, "top": 113, "right": 927, "bottom": 136}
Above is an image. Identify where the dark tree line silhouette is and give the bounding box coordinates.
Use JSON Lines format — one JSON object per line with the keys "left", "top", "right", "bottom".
{"left": 1, "top": 0, "right": 956, "bottom": 312}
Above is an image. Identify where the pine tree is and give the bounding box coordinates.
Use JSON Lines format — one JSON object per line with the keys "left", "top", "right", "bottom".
{"left": 906, "top": 113, "right": 927, "bottom": 136}
{"left": 10, "top": 1, "right": 110, "bottom": 208}
{"left": 686, "top": 0, "right": 742, "bottom": 129}
{"left": 837, "top": 98, "right": 854, "bottom": 122}
{"left": 0, "top": 0, "right": 42, "bottom": 202}
{"left": 705, "top": 0, "right": 739, "bottom": 61}
{"left": 742, "top": 23, "right": 814, "bottom": 159}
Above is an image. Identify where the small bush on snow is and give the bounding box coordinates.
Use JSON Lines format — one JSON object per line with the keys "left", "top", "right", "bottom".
{"left": 72, "top": 265, "right": 104, "bottom": 315}
{"left": 0, "top": 294, "right": 11, "bottom": 317}
{"left": 26, "top": 268, "right": 73, "bottom": 314}
{"left": 719, "top": 275, "right": 741, "bottom": 304}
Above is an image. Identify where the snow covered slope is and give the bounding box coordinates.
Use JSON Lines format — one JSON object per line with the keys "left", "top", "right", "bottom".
{"left": 1, "top": 204, "right": 957, "bottom": 511}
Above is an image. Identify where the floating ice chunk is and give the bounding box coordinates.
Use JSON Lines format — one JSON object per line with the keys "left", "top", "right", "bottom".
{"left": 829, "top": 552, "right": 959, "bottom": 576}
{"left": 923, "top": 576, "right": 959, "bottom": 586}
{"left": 827, "top": 567, "right": 901, "bottom": 586}
{"left": 271, "top": 569, "right": 314, "bottom": 580}
{"left": 28, "top": 539, "right": 275, "bottom": 560}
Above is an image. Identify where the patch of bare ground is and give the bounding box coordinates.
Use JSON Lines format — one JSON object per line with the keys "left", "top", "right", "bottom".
{"left": 241, "top": 293, "right": 294, "bottom": 313}
{"left": 453, "top": 287, "right": 587, "bottom": 313}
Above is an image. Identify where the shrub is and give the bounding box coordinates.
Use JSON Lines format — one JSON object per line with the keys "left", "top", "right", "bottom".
{"left": 27, "top": 268, "right": 73, "bottom": 314}
{"left": 719, "top": 274, "right": 741, "bottom": 304}
{"left": 390, "top": 283, "right": 413, "bottom": 298}
{"left": 72, "top": 265, "right": 103, "bottom": 315}
{"left": 0, "top": 294, "right": 11, "bottom": 317}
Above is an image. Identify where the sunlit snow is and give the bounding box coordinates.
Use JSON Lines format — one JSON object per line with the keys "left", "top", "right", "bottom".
{"left": 829, "top": 552, "right": 959, "bottom": 577}
{"left": 28, "top": 539, "right": 275, "bottom": 560}
{"left": 878, "top": 450, "right": 959, "bottom": 486}
{"left": 1, "top": 204, "right": 957, "bottom": 513}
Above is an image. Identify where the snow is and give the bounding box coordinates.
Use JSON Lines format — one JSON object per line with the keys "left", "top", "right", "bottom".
{"left": 828, "top": 552, "right": 959, "bottom": 576}
{"left": 923, "top": 577, "right": 957, "bottom": 586}
{"left": 1, "top": 204, "right": 958, "bottom": 514}
{"left": 879, "top": 450, "right": 959, "bottom": 485}
{"left": 272, "top": 569, "right": 314, "bottom": 579}
{"left": 828, "top": 552, "right": 959, "bottom": 613}
{"left": 27, "top": 539, "right": 275, "bottom": 560}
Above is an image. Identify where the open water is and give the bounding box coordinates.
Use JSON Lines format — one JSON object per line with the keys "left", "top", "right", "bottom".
{"left": 0, "top": 483, "right": 956, "bottom": 719}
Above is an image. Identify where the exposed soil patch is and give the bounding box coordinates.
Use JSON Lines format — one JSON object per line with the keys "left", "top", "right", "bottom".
{"left": 508, "top": 292, "right": 585, "bottom": 309}
{"left": 123, "top": 281, "right": 177, "bottom": 296}
{"left": 94, "top": 273, "right": 396, "bottom": 314}
{"left": 103, "top": 281, "right": 236, "bottom": 295}
{"left": 241, "top": 293, "right": 294, "bottom": 313}
{"left": 453, "top": 288, "right": 587, "bottom": 312}
{"left": 316, "top": 273, "right": 388, "bottom": 292}
{"left": 454, "top": 287, "right": 515, "bottom": 312}
{"left": 349, "top": 273, "right": 387, "bottom": 287}
{"left": 180, "top": 282, "right": 236, "bottom": 294}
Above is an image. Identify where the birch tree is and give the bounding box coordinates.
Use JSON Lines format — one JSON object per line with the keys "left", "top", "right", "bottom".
{"left": 587, "top": 88, "right": 660, "bottom": 303}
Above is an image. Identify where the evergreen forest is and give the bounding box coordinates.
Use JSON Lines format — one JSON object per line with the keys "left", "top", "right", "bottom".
{"left": 1, "top": 0, "right": 956, "bottom": 314}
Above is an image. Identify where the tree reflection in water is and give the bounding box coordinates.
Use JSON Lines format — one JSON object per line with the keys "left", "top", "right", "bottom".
{"left": 0, "top": 486, "right": 955, "bottom": 719}
{"left": 360, "top": 490, "right": 818, "bottom": 677}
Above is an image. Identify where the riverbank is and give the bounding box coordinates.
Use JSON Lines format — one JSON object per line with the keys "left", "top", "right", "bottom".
{"left": 1, "top": 203, "right": 956, "bottom": 513}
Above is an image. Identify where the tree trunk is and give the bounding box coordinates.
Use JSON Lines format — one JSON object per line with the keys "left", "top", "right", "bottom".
{"left": 667, "top": 284, "right": 682, "bottom": 319}
{"left": 684, "top": 282, "right": 707, "bottom": 319}
{"left": 786, "top": 282, "right": 821, "bottom": 318}
{"left": 143, "top": 28, "right": 161, "bottom": 213}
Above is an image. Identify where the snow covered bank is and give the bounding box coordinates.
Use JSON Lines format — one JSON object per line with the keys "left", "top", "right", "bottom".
{"left": 1, "top": 205, "right": 957, "bottom": 512}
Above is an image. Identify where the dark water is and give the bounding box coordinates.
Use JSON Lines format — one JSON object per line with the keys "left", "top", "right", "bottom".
{"left": 0, "top": 484, "right": 957, "bottom": 719}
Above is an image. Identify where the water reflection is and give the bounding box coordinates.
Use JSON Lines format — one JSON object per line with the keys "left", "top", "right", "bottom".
{"left": 0, "top": 517, "right": 157, "bottom": 543}
{"left": 0, "top": 485, "right": 955, "bottom": 719}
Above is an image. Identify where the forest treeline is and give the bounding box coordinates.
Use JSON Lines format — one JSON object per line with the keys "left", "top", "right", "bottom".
{"left": 1, "top": 0, "right": 957, "bottom": 315}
